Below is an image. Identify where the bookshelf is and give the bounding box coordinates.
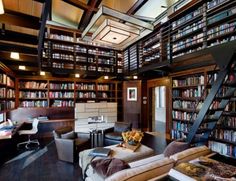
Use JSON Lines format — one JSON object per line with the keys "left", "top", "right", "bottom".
{"left": 171, "top": 71, "right": 205, "bottom": 140}
{"left": 42, "top": 26, "right": 123, "bottom": 75}
{"left": 49, "top": 81, "right": 75, "bottom": 107}
{"left": 18, "top": 80, "right": 48, "bottom": 108}
{"left": 0, "top": 69, "right": 16, "bottom": 113}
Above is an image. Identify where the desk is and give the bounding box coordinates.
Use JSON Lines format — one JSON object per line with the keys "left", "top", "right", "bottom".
{"left": 0, "top": 123, "right": 24, "bottom": 140}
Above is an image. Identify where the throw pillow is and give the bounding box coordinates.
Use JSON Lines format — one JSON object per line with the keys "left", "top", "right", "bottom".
{"left": 91, "top": 158, "right": 130, "bottom": 178}
{"left": 61, "top": 131, "right": 76, "bottom": 139}
{"left": 163, "top": 141, "right": 189, "bottom": 157}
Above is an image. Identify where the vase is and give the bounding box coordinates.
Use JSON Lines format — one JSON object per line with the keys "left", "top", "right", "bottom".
{"left": 128, "top": 140, "right": 138, "bottom": 146}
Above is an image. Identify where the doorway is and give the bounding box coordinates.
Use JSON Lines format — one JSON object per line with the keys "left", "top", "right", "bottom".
{"left": 152, "top": 86, "right": 166, "bottom": 134}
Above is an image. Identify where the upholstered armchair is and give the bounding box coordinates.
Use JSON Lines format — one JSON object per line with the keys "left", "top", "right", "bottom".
{"left": 53, "top": 126, "right": 90, "bottom": 163}
{"left": 104, "top": 122, "right": 132, "bottom": 146}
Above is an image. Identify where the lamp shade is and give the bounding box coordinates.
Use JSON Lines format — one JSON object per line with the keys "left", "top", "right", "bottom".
{"left": 0, "top": 0, "right": 4, "bottom": 15}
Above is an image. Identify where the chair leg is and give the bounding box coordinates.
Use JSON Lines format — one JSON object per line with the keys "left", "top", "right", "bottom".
{"left": 18, "top": 135, "right": 40, "bottom": 149}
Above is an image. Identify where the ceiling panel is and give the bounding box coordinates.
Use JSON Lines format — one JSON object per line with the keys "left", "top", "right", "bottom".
{"left": 52, "top": 0, "right": 85, "bottom": 28}
{"left": 3, "top": 0, "right": 42, "bottom": 17}
{"left": 99, "top": 0, "right": 138, "bottom": 13}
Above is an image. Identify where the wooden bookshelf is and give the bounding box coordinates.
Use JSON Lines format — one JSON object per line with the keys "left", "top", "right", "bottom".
{"left": 42, "top": 26, "right": 123, "bottom": 75}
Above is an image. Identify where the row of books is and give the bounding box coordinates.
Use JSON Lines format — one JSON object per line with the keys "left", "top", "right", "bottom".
{"left": 77, "top": 92, "right": 96, "bottom": 99}
{"left": 172, "top": 6, "right": 203, "bottom": 30}
{"left": 207, "top": 22, "right": 236, "bottom": 40}
{"left": 173, "top": 75, "right": 204, "bottom": 87}
{"left": 19, "top": 91, "right": 47, "bottom": 99}
{"left": 221, "top": 117, "right": 236, "bottom": 127}
{"left": 75, "top": 45, "right": 87, "bottom": 53}
{"left": 173, "top": 86, "right": 204, "bottom": 98}
{"left": 20, "top": 100, "right": 48, "bottom": 108}
{"left": 88, "top": 66, "right": 96, "bottom": 71}
{"left": 6, "top": 89, "right": 15, "bottom": 98}
{"left": 0, "top": 101, "right": 15, "bottom": 111}
{"left": 20, "top": 81, "right": 47, "bottom": 89}
{"left": 143, "top": 43, "right": 160, "bottom": 53}
{"left": 0, "top": 88, "right": 5, "bottom": 98}
{"left": 172, "top": 33, "right": 204, "bottom": 53}
{"left": 52, "top": 62, "right": 73, "bottom": 69}
{"left": 173, "top": 121, "right": 189, "bottom": 132}
{"left": 207, "top": 0, "right": 228, "bottom": 10}
{"left": 143, "top": 52, "right": 160, "bottom": 62}
{"left": 88, "top": 49, "right": 115, "bottom": 57}
{"left": 75, "top": 65, "right": 87, "bottom": 71}
{"left": 76, "top": 83, "right": 95, "bottom": 91}
{"left": 172, "top": 111, "right": 197, "bottom": 121}
{"left": 172, "top": 46, "right": 203, "bottom": 59}
{"left": 75, "top": 56, "right": 87, "bottom": 62}
{"left": 97, "top": 92, "right": 109, "bottom": 98}
{"left": 208, "top": 140, "right": 236, "bottom": 157}
{"left": 173, "top": 20, "right": 203, "bottom": 41}
{"left": 97, "top": 58, "right": 114, "bottom": 65}
{"left": 51, "top": 100, "right": 74, "bottom": 107}
{"left": 52, "top": 43, "right": 74, "bottom": 52}
{"left": 97, "top": 67, "right": 114, "bottom": 73}
{"left": 173, "top": 100, "right": 197, "bottom": 109}
{"left": 171, "top": 129, "right": 186, "bottom": 139}
{"left": 49, "top": 83, "right": 74, "bottom": 90}
{"left": 97, "top": 85, "right": 110, "bottom": 91}
{"left": 0, "top": 74, "right": 14, "bottom": 87}
{"left": 49, "top": 92, "right": 74, "bottom": 98}
{"left": 48, "top": 33, "right": 74, "bottom": 42}
{"left": 52, "top": 53, "right": 74, "bottom": 61}
{"left": 212, "top": 129, "right": 236, "bottom": 142}
{"left": 143, "top": 34, "right": 160, "bottom": 47}
{"left": 208, "top": 35, "right": 236, "bottom": 48}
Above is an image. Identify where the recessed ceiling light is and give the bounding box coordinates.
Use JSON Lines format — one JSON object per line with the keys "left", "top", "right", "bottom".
{"left": 104, "top": 76, "right": 109, "bottom": 80}
{"left": 133, "top": 75, "right": 138, "bottom": 79}
{"left": 0, "top": 0, "right": 4, "bottom": 15}
{"left": 19, "top": 65, "right": 25, "bottom": 70}
{"left": 40, "top": 71, "right": 45, "bottom": 76}
{"left": 10, "top": 52, "right": 20, "bottom": 60}
{"left": 75, "top": 74, "right": 80, "bottom": 78}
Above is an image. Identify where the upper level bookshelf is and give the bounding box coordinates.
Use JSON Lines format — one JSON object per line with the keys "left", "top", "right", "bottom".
{"left": 42, "top": 26, "right": 123, "bottom": 76}
{"left": 0, "top": 63, "right": 16, "bottom": 113}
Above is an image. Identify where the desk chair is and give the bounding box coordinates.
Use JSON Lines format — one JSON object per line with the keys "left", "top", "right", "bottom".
{"left": 17, "top": 118, "right": 40, "bottom": 149}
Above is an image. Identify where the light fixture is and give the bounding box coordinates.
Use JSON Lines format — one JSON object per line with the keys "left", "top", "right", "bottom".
{"left": 19, "top": 65, "right": 26, "bottom": 70}
{"left": 75, "top": 73, "right": 80, "bottom": 78}
{"left": 0, "top": 0, "right": 4, "bottom": 15}
{"left": 40, "top": 71, "right": 45, "bottom": 76}
{"left": 104, "top": 76, "right": 109, "bottom": 80}
{"left": 133, "top": 75, "right": 138, "bottom": 79}
{"left": 82, "top": 6, "right": 154, "bottom": 49}
{"left": 92, "top": 19, "right": 139, "bottom": 45}
{"left": 10, "top": 52, "right": 20, "bottom": 60}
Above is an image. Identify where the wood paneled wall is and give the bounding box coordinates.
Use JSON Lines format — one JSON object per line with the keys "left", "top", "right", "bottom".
{"left": 123, "top": 80, "right": 142, "bottom": 129}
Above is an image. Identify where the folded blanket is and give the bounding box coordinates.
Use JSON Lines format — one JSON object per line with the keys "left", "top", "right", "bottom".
{"left": 91, "top": 158, "right": 130, "bottom": 178}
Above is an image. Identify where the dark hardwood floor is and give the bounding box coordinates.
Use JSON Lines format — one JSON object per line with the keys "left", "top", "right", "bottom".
{"left": 0, "top": 133, "right": 169, "bottom": 181}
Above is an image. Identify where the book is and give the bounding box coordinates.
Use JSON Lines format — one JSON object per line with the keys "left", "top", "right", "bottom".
{"left": 89, "top": 147, "right": 111, "bottom": 157}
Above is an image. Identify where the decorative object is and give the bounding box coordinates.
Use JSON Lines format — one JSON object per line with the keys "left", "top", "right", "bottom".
{"left": 122, "top": 130, "right": 144, "bottom": 146}
{"left": 127, "top": 87, "right": 137, "bottom": 101}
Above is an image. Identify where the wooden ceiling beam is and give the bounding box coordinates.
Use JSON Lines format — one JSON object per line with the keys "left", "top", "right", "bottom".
{"left": 127, "top": 0, "right": 149, "bottom": 15}
{"left": 33, "top": 0, "right": 46, "bottom": 3}
{"left": 62, "top": 0, "right": 99, "bottom": 12}
{"left": 0, "top": 58, "right": 38, "bottom": 67}
{"left": 0, "top": 42, "right": 38, "bottom": 55}
{"left": 78, "top": 0, "right": 102, "bottom": 31}
{"left": 0, "top": 30, "right": 38, "bottom": 45}
{"left": 0, "top": 52, "right": 37, "bottom": 63}
{"left": 0, "top": 9, "right": 40, "bottom": 30}
{"left": 9, "top": 65, "right": 39, "bottom": 72}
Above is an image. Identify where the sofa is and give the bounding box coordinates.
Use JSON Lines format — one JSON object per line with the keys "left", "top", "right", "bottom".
{"left": 83, "top": 145, "right": 212, "bottom": 181}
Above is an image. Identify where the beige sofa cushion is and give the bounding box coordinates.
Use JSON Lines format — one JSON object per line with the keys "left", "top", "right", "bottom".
{"left": 170, "top": 145, "right": 211, "bottom": 165}
{"left": 129, "top": 154, "right": 165, "bottom": 168}
{"left": 105, "top": 158, "right": 175, "bottom": 181}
